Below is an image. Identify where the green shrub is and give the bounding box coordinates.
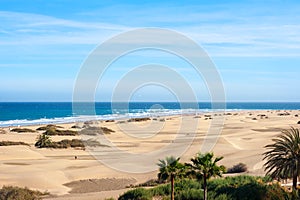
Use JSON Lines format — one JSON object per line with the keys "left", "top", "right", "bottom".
{"left": 150, "top": 183, "right": 170, "bottom": 196}
{"left": 131, "top": 179, "right": 160, "bottom": 188}
{"left": 55, "top": 139, "right": 85, "bottom": 148}
{"left": 10, "top": 128, "right": 35, "bottom": 133}
{"left": 0, "top": 141, "right": 30, "bottom": 146}
{"left": 80, "top": 126, "right": 114, "bottom": 135}
{"left": 43, "top": 127, "right": 78, "bottom": 136}
{"left": 118, "top": 188, "right": 151, "bottom": 200}
{"left": 0, "top": 185, "right": 46, "bottom": 200}
{"left": 35, "top": 134, "right": 104, "bottom": 149}
{"left": 175, "top": 188, "right": 202, "bottom": 200}
{"left": 36, "top": 124, "right": 63, "bottom": 131}
{"left": 127, "top": 118, "right": 151, "bottom": 122}
{"left": 209, "top": 175, "right": 292, "bottom": 200}
{"left": 71, "top": 125, "right": 82, "bottom": 129}
{"left": 35, "top": 134, "right": 52, "bottom": 148}
{"left": 119, "top": 176, "right": 292, "bottom": 200}
{"left": 226, "top": 163, "right": 248, "bottom": 173}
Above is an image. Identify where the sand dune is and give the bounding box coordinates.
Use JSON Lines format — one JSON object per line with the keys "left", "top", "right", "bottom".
{"left": 0, "top": 110, "right": 299, "bottom": 199}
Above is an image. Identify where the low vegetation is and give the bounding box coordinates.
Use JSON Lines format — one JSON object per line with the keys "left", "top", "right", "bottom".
{"left": 10, "top": 128, "right": 35, "bottom": 133}
{"left": 0, "top": 141, "right": 30, "bottom": 146}
{"left": 35, "top": 135, "right": 83, "bottom": 149}
{"left": 34, "top": 134, "right": 105, "bottom": 149}
{"left": 0, "top": 185, "right": 48, "bottom": 200}
{"left": 36, "top": 124, "right": 63, "bottom": 131}
{"left": 119, "top": 176, "right": 291, "bottom": 200}
{"left": 118, "top": 188, "right": 152, "bottom": 200}
{"left": 128, "top": 117, "right": 151, "bottom": 122}
{"left": 43, "top": 127, "right": 78, "bottom": 136}
{"left": 226, "top": 163, "right": 248, "bottom": 174}
{"left": 263, "top": 127, "right": 300, "bottom": 192}
{"left": 80, "top": 126, "right": 115, "bottom": 135}
{"left": 71, "top": 125, "right": 81, "bottom": 129}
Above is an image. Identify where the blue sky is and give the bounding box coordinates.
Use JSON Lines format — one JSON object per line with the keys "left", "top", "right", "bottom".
{"left": 0, "top": 0, "right": 300, "bottom": 102}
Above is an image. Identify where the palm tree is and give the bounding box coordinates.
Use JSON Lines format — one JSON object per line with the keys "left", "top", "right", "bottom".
{"left": 263, "top": 127, "right": 300, "bottom": 191}
{"left": 35, "top": 134, "right": 52, "bottom": 148}
{"left": 157, "top": 156, "right": 185, "bottom": 200}
{"left": 186, "top": 152, "right": 225, "bottom": 200}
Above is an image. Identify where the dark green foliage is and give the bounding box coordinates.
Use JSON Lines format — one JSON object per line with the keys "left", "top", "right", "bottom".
{"left": 80, "top": 126, "right": 114, "bottom": 135}
{"left": 35, "top": 134, "right": 104, "bottom": 149}
{"left": 0, "top": 185, "right": 46, "bottom": 200}
{"left": 54, "top": 139, "right": 85, "bottom": 148}
{"left": 36, "top": 124, "right": 78, "bottom": 136}
{"left": 263, "top": 127, "right": 300, "bottom": 191}
{"left": 175, "top": 188, "right": 202, "bottom": 200}
{"left": 119, "top": 176, "right": 292, "bottom": 200}
{"left": 226, "top": 163, "right": 248, "bottom": 173}
{"left": 209, "top": 175, "right": 291, "bottom": 200}
{"left": 10, "top": 128, "right": 35, "bottom": 133}
{"left": 150, "top": 183, "right": 170, "bottom": 196}
{"left": 118, "top": 188, "right": 151, "bottom": 200}
{"left": 35, "top": 134, "right": 52, "bottom": 148}
{"left": 0, "top": 141, "right": 30, "bottom": 146}
{"left": 43, "top": 127, "right": 78, "bottom": 136}
{"left": 36, "top": 124, "right": 63, "bottom": 131}
{"left": 127, "top": 118, "right": 151, "bottom": 122}
{"left": 71, "top": 125, "right": 81, "bottom": 129}
{"left": 129, "top": 179, "right": 161, "bottom": 188}
{"left": 157, "top": 156, "right": 185, "bottom": 200}
{"left": 186, "top": 152, "right": 225, "bottom": 200}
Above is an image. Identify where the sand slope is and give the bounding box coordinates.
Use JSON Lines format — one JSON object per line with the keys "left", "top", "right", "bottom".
{"left": 0, "top": 110, "right": 299, "bottom": 199}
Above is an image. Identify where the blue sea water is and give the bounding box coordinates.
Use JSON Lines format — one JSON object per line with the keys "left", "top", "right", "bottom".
{"left": 0, "top": 102, "right": 299, "bottom": 127}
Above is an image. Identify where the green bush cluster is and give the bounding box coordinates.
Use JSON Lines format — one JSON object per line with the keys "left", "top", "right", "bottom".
{"left": 43, "top": 127, "right": 78, "bottom": 136}
{"left": 118, "top": 175, "right": 292, "bottom": 200}
{"left": 226, "top": 163, "right": 248, "bottom": 173}
{"left": 35, "top": 135, "right": 84, "bottom": 149}
{"left": 10, "top": 128, "right": 35, "bottom": 133}
{"left": 80, "top": 126, "right": 114, "bottom": 135}
{"left": 118, "top": 188, "right": 152, "bottom": 200}
{"left": 36, "top": 124, "right": 63, "bottom": 131}
{"left": 36, "top": 125, "right": 78, "bottom": 136}
{"left": 127, "top": 118, "right": 151, "bottom": 122}
{"left": 0, "top": 185, "right": 47, "bottom": 200}
{"left": 34, "top": 134, "right": 104, "bottom": 149}
{"left": 0, "top": 141, "right": 30, "bottom": 146}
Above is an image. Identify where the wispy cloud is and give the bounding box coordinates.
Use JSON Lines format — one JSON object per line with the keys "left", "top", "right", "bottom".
{"left": 0, "top": 6, "right": 300, "bottom": 56}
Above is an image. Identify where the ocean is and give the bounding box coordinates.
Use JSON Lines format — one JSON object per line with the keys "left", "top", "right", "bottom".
{"left": 0, "top": 102, "right": 299, "bottom": 127}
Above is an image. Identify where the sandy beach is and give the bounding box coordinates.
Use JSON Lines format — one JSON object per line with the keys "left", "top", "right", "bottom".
{"left": 0, "top": 110, "right": 299, "bottom": 199}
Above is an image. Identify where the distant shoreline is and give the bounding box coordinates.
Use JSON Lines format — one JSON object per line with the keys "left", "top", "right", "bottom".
{"left": 0, "top": 102, "right": 300, "bottom": 127}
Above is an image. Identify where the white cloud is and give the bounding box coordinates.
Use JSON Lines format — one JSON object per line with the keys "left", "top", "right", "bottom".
{"left": 1, "top": 4, "right": 300, "bottom": 57}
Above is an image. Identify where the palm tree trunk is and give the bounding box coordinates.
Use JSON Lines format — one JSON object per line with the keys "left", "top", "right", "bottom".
{"left": 171, "top": 174, "right": 175, "bottom": 200}
{"left": 293, "top": 172, "right": 298, "bottom": 191}
{"left": 203, "top": 176, "right": 207, "bottom": 200}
